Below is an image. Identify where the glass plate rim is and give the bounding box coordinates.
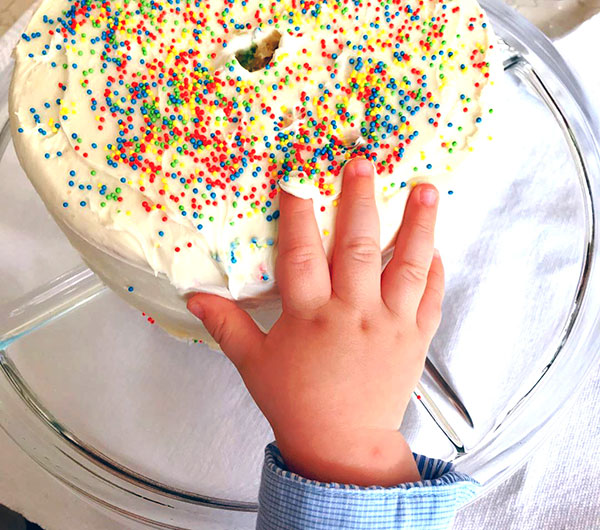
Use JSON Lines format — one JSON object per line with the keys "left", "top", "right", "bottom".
{"left": 1, "top": 0, "right": 600, "bottom": 527}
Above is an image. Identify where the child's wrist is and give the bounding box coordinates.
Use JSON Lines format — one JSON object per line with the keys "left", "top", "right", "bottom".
{"left": 274, "top": 427, "right": 420, "bottom": 487}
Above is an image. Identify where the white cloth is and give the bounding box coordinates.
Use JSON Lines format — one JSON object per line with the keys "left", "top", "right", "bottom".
{"left": 0, "top": 7, "right": 599, "bottom": 530}
{"left": 454, "top": 15, "right": 600, "bottom": 529}
{"left": 454, "top": 366, "right": 600, "bottom": 530}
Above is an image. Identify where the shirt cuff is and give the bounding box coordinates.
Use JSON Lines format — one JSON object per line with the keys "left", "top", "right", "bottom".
{"left": 257, "top": 442, "right": 479, "bottom": 530}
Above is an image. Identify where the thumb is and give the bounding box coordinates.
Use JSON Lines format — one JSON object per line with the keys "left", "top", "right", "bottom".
{"left": 187, "top": 293, "right": 265, "bottom": 369}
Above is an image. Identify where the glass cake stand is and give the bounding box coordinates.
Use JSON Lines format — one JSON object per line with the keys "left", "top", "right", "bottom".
{"left": 1, "top": 1, "right": 599, "bottom": 528}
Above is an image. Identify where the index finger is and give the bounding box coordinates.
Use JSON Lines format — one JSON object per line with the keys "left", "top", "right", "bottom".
{"left": 276, "top": 191, "right": 331, "bottom": 316}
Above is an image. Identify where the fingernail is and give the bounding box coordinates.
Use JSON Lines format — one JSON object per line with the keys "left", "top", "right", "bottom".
{"left": 347, "top": 157, "right": 374, "bottom": 178}
{"left": 420, "top": 187, "right": 438, "bottom": 207}
{"left": 188, "top": 300, "right": 205, "bottom": 320}
{"left": 433, "top": 248, "right": 441, "bottom": 258}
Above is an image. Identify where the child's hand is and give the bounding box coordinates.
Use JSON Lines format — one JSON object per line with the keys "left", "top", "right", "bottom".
{"left": 188, "top": 158, "right": 443, "bottom": 487}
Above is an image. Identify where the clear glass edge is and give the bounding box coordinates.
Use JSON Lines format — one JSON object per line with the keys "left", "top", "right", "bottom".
{"left": 0, "top": 0, "right": 599, "bottom": 525}
{"left": 447, "top": 0, "right": 600, "bottom": 505}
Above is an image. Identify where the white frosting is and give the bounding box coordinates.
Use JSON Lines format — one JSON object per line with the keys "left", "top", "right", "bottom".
{"left": 10, "top": 0, "right": 499, "bottom": 341}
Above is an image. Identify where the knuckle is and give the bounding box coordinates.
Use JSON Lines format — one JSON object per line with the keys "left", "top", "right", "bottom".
{"left": 399, "top": 259, "right": 429, "bottom": 284}
{"left": 279, "top": 243, "right": 320, "bottom": 271}
{"left": 410, "top": 218, "right": 434, "bottom": 239}
{"left": 342, "top": 236, "right": 380, "bottom": 264}
{"left": 208, "top": 316, "right": 231, "bottom": 346}
{"left": 285, "top": 292, "right": 330, "bottom": 316}
{"left": 354, "top": 194, "right": 376, "bottom": 207}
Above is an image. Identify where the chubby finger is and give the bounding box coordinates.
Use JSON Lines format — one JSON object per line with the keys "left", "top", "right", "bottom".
{"left": 331, "top": 158, "right": 381, "bottom": 306}
{"left": 276, "top": 191, "right": 331, "bottom": 316}
{"left": 417, "top": 250, "right": 445, "bottom": 336}
{"left": 381, "top": 184, "right": 439, "bottom": 317}
{"left": 188, "top": 294, "right": 266, "bottom": 370}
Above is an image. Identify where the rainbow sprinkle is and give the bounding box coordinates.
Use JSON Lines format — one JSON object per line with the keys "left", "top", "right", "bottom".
{"left": 17, "top": 0, "right": 495, "bottom": 270}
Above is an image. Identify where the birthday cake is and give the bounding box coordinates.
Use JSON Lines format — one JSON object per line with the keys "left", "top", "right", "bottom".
{"left": 10, "top": 0, "right": 499, "bottom": 343}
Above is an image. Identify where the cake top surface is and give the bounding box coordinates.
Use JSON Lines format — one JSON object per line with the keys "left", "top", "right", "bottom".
{"left": 12, "top": 0, "right": 497, "bottom": 299}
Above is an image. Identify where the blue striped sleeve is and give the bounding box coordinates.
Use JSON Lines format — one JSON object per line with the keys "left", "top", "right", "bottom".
{"left": 256, "top": 442, "right": 479, "bottom": 530}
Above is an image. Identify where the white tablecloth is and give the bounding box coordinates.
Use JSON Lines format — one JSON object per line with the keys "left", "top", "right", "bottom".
{"left": 1, "top": 7, "right": 599, "bottom": 530}
{"left": 455, "top": 16, "right": 600, "bottom": 529}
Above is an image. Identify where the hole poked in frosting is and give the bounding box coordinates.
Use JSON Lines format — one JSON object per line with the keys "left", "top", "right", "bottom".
{"left": 236, "top": 30, "right": 281, "bottom": 72}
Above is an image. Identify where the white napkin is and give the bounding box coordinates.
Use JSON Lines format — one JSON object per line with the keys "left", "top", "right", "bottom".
{"left": 454, "top": 14, "right": 600, "bottom": 529}
{"left": 1, "top": 8, "right": 599, "bottom": 530}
